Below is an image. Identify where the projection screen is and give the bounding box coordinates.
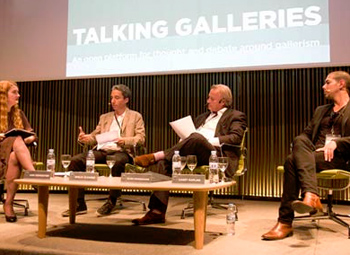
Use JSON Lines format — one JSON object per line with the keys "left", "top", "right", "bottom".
{"left": 1, "top": 0, "right": 350, "bottom": 81}
{"left": 66, "top": 0, "right": 330, "bottom": 77}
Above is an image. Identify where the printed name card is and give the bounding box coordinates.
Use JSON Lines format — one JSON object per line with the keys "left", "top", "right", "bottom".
{"left": 172, "top": 174, "right": 205, "bottom": 184}
{"left": 23, "top": 170, "right": 51, "bottom": 179}
{"left": 69, "top": 172, "right": 99, "bottom": 181}
{"left": 121, "top": 172, "right": 171, "bottom": 183}
{"left": 121, "top": 173, "right": 153, "bottom": 182}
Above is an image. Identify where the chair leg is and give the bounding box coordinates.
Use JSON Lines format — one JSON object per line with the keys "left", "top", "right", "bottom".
{"left": 208, "top": 191, "right": 239, "bottom": 220}
{"left": 117, "top": 197, "right": 147, "bottom": 211}
{"left": 181, "top": 193, "right": 239, "bottom": 220}
{"left": 294, "top": 193, "right": 350, "bottom": 238}
{"left": 181, "top": 200, "right": 194, "bottom": 219}
{"left": 13, "top": 200, "right": 29, "bottom": 216}
{"left": 329, "top": 213, "right": 350, "bottom": 234}
{"left": 87, "top": 193, "right": 147, "bottom": 212}
{"left": 327, "top": 193, "right": 350, "bottom": 238}
{"left": 0, "top": 183, "right": 29, "bottom": 216}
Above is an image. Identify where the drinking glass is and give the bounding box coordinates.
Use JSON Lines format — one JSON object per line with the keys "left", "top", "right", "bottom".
{"left": 180, "top": 156, "right": 187, "bottom": 171}
{"left": 186, "top": 155, "right": 197, "bottom": 173}
{"left": 61, "top": 154, "right": 71, "bottom": 178}
{"left": 106, "top": 155, "right": 116, "bottom": 178}
{"left": 218, "top": 157, "right": 229, "bottom": 182}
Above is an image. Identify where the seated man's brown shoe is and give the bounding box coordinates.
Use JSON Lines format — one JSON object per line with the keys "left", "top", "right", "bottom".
{"left": 292, "top": 192, "right": 323, "bottom": 214}
{"left": 132, "top": 210, "right": 165, "bottom": 225}
{"left": 134, "top": 154, "right": 156, "bottom": 167}
{"left": 261, "top": 222, "right": 293, "bottom": 240}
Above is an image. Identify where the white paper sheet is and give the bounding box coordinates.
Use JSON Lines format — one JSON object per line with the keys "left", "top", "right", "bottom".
{"left": 169, "top": 115, "right": 196, "bottom": 140}
{"left": 96, "top": 130, "right": 119, "bottom": 150}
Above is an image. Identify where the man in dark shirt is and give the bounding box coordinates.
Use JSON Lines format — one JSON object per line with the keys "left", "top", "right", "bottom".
{"left": 262, "top": 71, "right": 350, "bottom": 240}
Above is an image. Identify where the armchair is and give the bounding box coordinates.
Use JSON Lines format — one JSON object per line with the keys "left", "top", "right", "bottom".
{"left": 181, "top": 128, "right": 248, "bottom": 219}
{"left": 277, "top": 166, "right": 350, "bottom": 238}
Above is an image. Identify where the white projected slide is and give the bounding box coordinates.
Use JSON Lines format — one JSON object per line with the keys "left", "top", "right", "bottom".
{"left": 66, "top": 0, "right": 330, "bottom": 77}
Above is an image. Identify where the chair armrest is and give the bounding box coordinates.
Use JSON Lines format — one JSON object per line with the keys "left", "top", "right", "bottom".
{"left": 132, "top": 143, "right": 147, "bottom": 157}
{"left": 317, "top": 169, "right": 350, "bottom": 180}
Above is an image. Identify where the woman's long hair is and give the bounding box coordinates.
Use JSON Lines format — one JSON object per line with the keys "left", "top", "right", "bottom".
{"left": 0, "top": 80, "right": 23, "bottom": 132}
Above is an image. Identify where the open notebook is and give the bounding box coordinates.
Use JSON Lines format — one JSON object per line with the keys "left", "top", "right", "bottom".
{"left": 5, "top": 129, "right": 35, "bottom": 139}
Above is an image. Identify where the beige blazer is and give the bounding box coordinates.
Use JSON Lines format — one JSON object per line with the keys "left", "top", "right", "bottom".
{"left": 81, "top": 108, "right": 146, "bottom": 153}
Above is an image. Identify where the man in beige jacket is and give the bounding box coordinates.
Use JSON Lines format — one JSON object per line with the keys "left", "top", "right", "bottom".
{"left": 62, "top": 84, "right": 145, "bottom": 217}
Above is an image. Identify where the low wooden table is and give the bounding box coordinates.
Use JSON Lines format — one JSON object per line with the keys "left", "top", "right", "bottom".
{"left": 15, "top": 176, "right": 235, "bottom": 249}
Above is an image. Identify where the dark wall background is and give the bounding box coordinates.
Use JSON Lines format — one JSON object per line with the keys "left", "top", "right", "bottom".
{"left": 18, "top": 66, "right": 350, "bottom": 199}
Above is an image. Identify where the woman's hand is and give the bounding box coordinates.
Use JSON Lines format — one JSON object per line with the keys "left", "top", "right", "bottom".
{"left": 24, "top": 135, "right": 36, "bottom": 145}
{"left": 0, "top": 133, "right": 5, "bottom": 142}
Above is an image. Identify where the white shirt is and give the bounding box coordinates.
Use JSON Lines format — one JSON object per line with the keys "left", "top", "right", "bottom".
{"left": 196, "top": 108, "right": 227, "bottom": 147}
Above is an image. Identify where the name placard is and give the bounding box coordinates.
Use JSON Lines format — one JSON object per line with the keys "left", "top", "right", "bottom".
{"left": 69, "top": 172, "right": 99, "bottom": 181}
{"left": 121, "top": 172, "right": 171, "bottom": 183}
{"left": 23, "top": 170, "right": 51, "bottom": 179}
{"left": 172, "top": 174, "right": 205, "bottom": 184}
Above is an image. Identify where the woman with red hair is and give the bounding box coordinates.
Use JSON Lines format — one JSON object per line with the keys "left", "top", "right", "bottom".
{"left": 0, "top": 80, "right": 36, "bottom": 222}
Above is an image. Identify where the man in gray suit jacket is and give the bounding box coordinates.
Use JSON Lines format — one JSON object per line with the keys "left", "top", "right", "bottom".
{"left": 62, "top": 84, "right": 145, "bottom": 217}
{"left": 262, "top": 71, "right": 350, "bottom": 240}
{"left": 132, "top": 84, "right": 247, "bottom": 225}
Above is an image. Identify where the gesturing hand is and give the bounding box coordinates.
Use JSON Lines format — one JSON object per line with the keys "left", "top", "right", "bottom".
{"left": 78, "top": 126, "right": 90, "bottom": 144}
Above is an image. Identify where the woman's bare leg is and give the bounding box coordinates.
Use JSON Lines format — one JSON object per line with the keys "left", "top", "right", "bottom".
{"left": 4, "top": 152, "right": 21, "bottom": 216}
{"left": 12, "top": 136, "right": 35, "bottom": 171}
{"left": 4, "top": 137, "right": 35, "bottom": 216}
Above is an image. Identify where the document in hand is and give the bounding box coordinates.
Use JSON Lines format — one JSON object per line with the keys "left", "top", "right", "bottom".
{"left": 96, "top": 130, "right": 119, "bottom": 149}
{"left": 5, "top": 128, "right": 35, "bottom": 139}
{"left": 169, "top": 115, "right": 196, "bottom": 140}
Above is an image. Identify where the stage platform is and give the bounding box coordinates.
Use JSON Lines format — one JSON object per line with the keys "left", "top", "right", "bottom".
{"left": 0, "top": 193, "right": 350, "bottom": 255}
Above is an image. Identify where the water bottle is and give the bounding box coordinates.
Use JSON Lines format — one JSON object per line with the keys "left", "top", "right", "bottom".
{"left": 226, "top": 203, "right": 236, "bottom": 236}
{"left": 209, "top": 150, "right": 219, "bottom": 183}
{"left": 86, "top": 150, "right": 95, "bottom": 173}
{"left": 46, "top": 149, "right": 56, "bottom": 177}
{"left": 172, "top": 150, "right": 181, "bottom": 175}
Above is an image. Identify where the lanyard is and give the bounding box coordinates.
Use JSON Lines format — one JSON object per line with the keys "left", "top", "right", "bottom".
{"left": 114, "top": 114, "right": 122, "bottom": 130}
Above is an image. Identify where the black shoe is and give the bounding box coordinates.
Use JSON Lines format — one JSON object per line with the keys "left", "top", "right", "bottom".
{"left": 5, "top": 214, "right": 17, "bottom": 223}
{"left": 96, "top": 200, "right": 117, "bottom": 217}
{"left": 3, "top": 204, "right": 17, "bottom": 222}
{"left": 132, "top": 210, "right": 165, "bottom": 225}
{"left": 61, "top": 202, "right": 87, "bottom": 217}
